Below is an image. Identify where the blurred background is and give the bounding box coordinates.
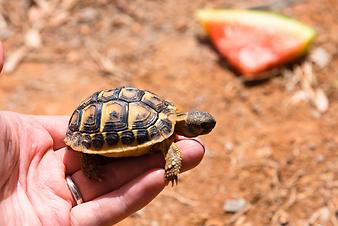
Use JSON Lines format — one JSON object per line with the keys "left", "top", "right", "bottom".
{"left": 0, "top": 0, "right": 338, "bottom": 225}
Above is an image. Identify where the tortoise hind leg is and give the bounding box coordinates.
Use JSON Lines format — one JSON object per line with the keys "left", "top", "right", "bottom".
{"left": 163, "top": 143, "right": 182, "bottom": 186}
{"left": 81, "top": 153, "right": 103, "bottom": 181}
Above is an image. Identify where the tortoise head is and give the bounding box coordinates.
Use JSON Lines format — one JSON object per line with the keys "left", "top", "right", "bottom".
{"left": 175, "top": 111, "right": 216, "bottom": 137}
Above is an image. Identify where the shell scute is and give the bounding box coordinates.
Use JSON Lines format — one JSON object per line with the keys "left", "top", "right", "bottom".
{"left": 119, "top": 87, "right": 145, "bottom": 102}
{"left": 136, "top": 129, "right": 150, "bottom": 144}
{"left": 129, "top": 102, "right": 158, "bottom": 130}
{"left": 79, "top": 91, "right": 100, "bottom": 109}
{"left": 68, "top": 110, "right": 81, "bottom": 132}
{"left": 148, "top": 126, "right": 162, "bottom": 140}
{"left": 91, "top": 134, "right": 104, "bottom": 149}
{"left": 101, "top": 100, "right": 128, "bottom": 132}
{"left": 105, "top": 132, "right": 119, "bottom": 146}
{"left": 80, "top": 103, "right": 102, "bottom": 133}
{"left": 157, "top": 118, "right": 173, "bottom": 136}
{"left": 120, "top": 131, "right": 135, "bottom": 145}
{"left": 141, "top": 91, "right": 168, "bottom": 112}
{"left": 99, "top": 88, "right": 121, "bottom": 102}
{"left": 81, "top": 134, "right": 92, "bottom": 149}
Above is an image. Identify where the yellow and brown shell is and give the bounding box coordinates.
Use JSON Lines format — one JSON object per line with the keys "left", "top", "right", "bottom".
{"left": 65, "top": 87, "right": 176, "bottom": 157}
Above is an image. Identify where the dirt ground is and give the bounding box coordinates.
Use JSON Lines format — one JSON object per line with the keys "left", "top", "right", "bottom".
{"left": 1, "top": 0, "right": 338, "bottom": 225}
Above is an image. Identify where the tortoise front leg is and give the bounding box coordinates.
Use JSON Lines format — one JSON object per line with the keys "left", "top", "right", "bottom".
{"left": 162, "top": 143, "right": 182, "bottom": 186}
{"left": 81, "top": 153, "right": 102, "bottom": 181}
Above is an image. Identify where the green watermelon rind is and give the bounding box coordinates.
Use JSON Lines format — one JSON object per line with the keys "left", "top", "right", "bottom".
{"left": 196, "top": 9, "right": 316, "bottom": 52}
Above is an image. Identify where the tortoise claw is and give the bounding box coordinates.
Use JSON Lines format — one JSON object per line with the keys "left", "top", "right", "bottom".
{"left": 166, "top": 174, "right": 178, "bottom": 186}
{"left": 172, "top": 176, "right": 178, "bottom": 186}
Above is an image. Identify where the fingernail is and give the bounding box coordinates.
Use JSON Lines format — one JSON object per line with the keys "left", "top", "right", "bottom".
{"left": 190, "top": 138, "right": 206, "bottom": 153}
{"left": 178, "top": 137, "right": 206, "bottom": 154}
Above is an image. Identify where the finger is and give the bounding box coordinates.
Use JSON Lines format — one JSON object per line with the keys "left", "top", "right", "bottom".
{"left": 71, "top": 169, "right": 165, "bottom": 226}
{"left": 57, "top": 137, "right": 205, "bottom": 176}
{"left": 67, "top": 138, "right": 204, "bottom": 201}
{"left": 70, "top": 153, "right": 164, "bottom": 201}
{"left": 55, "top": 147, "right": 82, "bottom": 174}
{"left": 32, "top": 115, "right": 69, "bottom": 150}
{"left": 175, "top": 138, "right": 205, "bottom": 172}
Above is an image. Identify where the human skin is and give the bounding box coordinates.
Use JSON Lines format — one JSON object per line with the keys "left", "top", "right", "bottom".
{"left": 0, "top": 111, "right": 205, "bottom": 226}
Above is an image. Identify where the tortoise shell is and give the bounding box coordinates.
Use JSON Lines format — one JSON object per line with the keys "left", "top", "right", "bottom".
{"left": 65, "top": 87, "right": 176, "bottom": 157}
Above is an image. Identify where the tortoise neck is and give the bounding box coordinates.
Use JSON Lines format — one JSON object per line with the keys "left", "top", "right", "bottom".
{"left": 174, "top": 112, "right": 188, "bottom": 135}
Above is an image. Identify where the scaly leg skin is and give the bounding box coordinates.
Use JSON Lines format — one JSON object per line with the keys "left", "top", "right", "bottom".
{"left": 163, "top": 143, "right": 182, "bottom": 186}
{"left": 81, "top": 153, "right": 103, "bottom": 181}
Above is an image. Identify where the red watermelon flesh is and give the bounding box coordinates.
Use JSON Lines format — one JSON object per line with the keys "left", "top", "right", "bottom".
{"left": 196, "top": 10, "right": 316, "bottom": 78}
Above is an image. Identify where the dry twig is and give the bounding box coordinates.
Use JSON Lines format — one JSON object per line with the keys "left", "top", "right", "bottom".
{"left": 162, "top": 192, "right": 197, "bottom": 207}
{"left": 87, "top": 43, "right": 130, "bottom": 79}
{"left": 226, "top": 204, "right": 252, "bottom": 225}
{"left": 289, "top": 63, "right": 329, "bottom": 113}
{"left": 3, "top": 46, "right": 28, "bottom": 74}
{"left": 239, "top": 159, "right": 281, "bottom": 185}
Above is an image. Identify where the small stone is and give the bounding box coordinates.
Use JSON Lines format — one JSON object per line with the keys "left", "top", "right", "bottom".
{"left": 223, "top": 198, "right": 247, "bottom": 213}
{"left": 251, "top": 104, "right": 261, "bottom": 115}
{"left": 112, "top": 14, "right": 133, "bottom": 27}
{"left": 78, "top": 8, "right": 100, "bottom": 22}
{"left": 315, "top": 154, "right": 325, "bottom": 163}
{"left": 318, "top": 207, "right": 330, "bottom": 223}
{"left": 25, "top": 28, "right": 42, "bottom": 49}
{"left": 257, "top": 146, "right": 272, "bottom": 158}
{"left": 310, "top": 47, "right": 332, "bottom": 68}
{"left": 175, "top": 19, "right": 188, "bottom": 32}
{"left": 313, "top": 88, "right": 329, "bottom": 113}
{"left": 325, "top": 141, "right": 338, "bottom": 151}
{"left": 308, "top": 143, "right": 317, "bottom": 151}
{"left": 278, "top": 211, "right": 290, "bottom": 225}
{"left": 224, "top": 142, "right": 234, "bottom": 153}
{"left": 150, "top": 220, "right": 160, "bottom": 226}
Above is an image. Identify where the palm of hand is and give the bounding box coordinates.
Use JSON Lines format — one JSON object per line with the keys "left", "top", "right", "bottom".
{"left": 1, "top": 113, "right": 73, "bottom": 225}
{"left": 0, "top": 112, "right": 204, "bottom": 226}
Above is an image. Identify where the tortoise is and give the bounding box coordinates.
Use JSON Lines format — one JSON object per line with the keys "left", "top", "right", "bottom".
{"left": 65, "top": 86, "right": 216, "bottom": 184}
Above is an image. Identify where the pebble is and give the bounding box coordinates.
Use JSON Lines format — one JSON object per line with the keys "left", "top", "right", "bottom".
{"left": 224, "top": 141, "right": 234, "bottom": 153}
{"left": 25, "top": 28, "right": 42, "bottom": 49}
{"left": 150, "top": 220, "right": 160, "bottom": 226}
{"left": 223, "top": 198, "right": 247, "bottom": 213}
{"left": 310, "top": 47, "right": 332, "bottom": 68}
{"left": 278, "top": 211, "right": 290, "bottom": 225}
{"left": 313, "top": 88, "right": 329, "bottom": 113}
{"left": 315, "top": 154, "right": 326, "bottom": 163}
{"left": 318, "top": 207, "right": 330, "bottom": 223}
{"left": 325, "top": 140, "right": 338, "bottom": 151}
{"left": 308, "top": 143, "right": 317, "bottom": 151}
{"left": 78, "top": 8, "right": 100, "bottom": 22}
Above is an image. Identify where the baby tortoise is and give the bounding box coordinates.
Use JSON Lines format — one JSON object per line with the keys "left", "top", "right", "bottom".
{"left": 65, "top": 87, "right": 216, "bottom": 184}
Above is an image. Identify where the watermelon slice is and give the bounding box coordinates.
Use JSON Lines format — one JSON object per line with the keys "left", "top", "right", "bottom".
{"left": 196, "top": 9, "right": 316, "bottom": 79}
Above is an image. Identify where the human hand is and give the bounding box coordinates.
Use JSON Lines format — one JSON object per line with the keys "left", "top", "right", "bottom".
{"left": 0, "top": 111, "right": 205, "bottom": 226}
